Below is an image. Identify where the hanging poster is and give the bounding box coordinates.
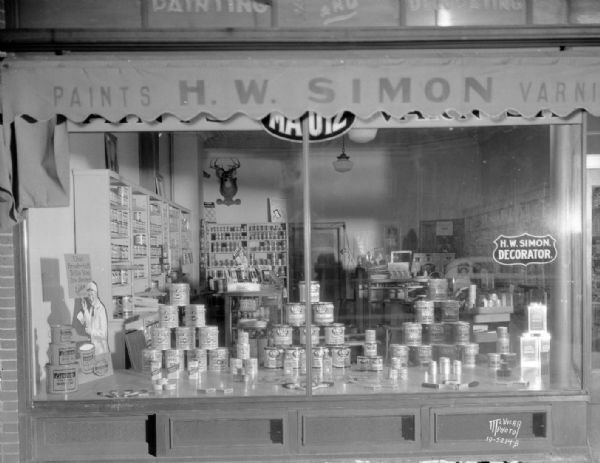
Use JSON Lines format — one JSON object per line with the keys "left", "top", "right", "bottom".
{"left": 64, "top": 253, "right": 92, "bottom": 298}
{"left": 268, "top": 198, "right": 287, "bottom": 223}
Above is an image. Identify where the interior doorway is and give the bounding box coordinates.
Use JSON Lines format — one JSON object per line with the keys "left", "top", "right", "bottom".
{"left": 288, "top": 222, "right": 347, "bottom": 317}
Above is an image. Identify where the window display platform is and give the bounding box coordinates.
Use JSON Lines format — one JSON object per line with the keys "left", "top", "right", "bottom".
{"left": 36, "top": 364, "right": 580, "bottom": 402}
{"left": 29, "top": 367, "right": 588, "bottom": 463}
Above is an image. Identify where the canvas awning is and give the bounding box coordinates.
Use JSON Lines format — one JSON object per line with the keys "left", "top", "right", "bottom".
{"left": 6, "top": 49, "right": 600, "bottom": 123}
{"left": 2, "top": 48, "right": 600, "bottom": 227}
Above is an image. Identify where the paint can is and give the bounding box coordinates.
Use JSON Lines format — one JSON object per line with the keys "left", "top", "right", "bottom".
{"left": 356, "top": 355, "right": 370, "bottom": 371}
{"left": 198, "top": 325, "right": 219, "bottom": 350}
{"left": 453, "top": 321, "right": 471, "bottom": 344}
{"left": 329, "top": 345, "right": 351, "bottom": 368}
{"left": 184, "top": 304, "right": 206, "bottom": 327}
{"left": 164, "top": 349, "right": 184, "bottom": 377}
{"left": 142, "top": 348, "right": 162, "bottom": 372}
{"left": 439, "top": 356, "right": 452, "bottom": 381}
{"left": 175, "top": 326, "right": 194, "bottom": 350}
{"left": 50, "top": 342, "right": 78, "bottom": 366}
{"left": 409, "top": 344, "right": 432, "bottom": 366}
{"left": 423, "top": 323, "right": 446, "bottom": 344}
{"left": 285, "top": 303, "right": 306, "bottom": 326}
{"left": 50, "top": 324, "right": 74, "bottom": 344}
{"left": 186, "top": 348, "right": 207, "bottom": 372}
{"left": 78, "top": 343, "right": 96, "bottom": 374}
{"left": 238, "top": 330, "right": 250, "bottom": 345}
{"left": 312, "top": 346, "right": 327, "bottom": 369}
{"left": 363, "top": 342, "right": 378, "bottom": 357}
{"left": 299, "top": 281, "right": 320, "bottom": 302}
{"left": 46, "top": 364, "right": 78, "bottom": 394}
{"left": 270, "top": 324, "right": 293, "bottom": 346}
{"left": 369, "top": 356, "right": 384, "bottom": 371}
{"left": 299, "top": 325, "right": 320, "bottom": 345}
{"left": 488, "top": 353, "right": 502, "bottom": 370}
{"left": 284, "top": 346, "right": 303, "bottom": 370}
{"left": 389, "top": 344, "right": 408, "bottom": 365}
{"left": 264, "top": 346, "right": 284, "bottom": 368}
{"left": 169, "top": 283, "right": 190, "bottom": 307}
{"left": 459, "top": 343, "right": 479, "bottom": 367}
{"left": 415, "top": 300, "right": 435, "bottom": 324}
{"left": 151, "top": 326, "right": 172, "bottom": 350}
{"left": 324, "top": 323, "right": 345, "bottom": 345}
{"left": 208, "top": 347, "right": 230, "bottom": 372}
{"left": 236, "top": 342, "right": 250, "bottom": 360}
{"left": 158, "top": 304, "right": 179, "bottom": 328}
{"left": 402, "top": 322, "right": 422, "bottom": 346}
{"left": 312, "top": 302, "right": 334, "bottom": 325}
{"left": 365, "top": 329, "right": 377, "bottom": 343}
{"left": 440, "top": 300, "right": 460, "bottom": 322}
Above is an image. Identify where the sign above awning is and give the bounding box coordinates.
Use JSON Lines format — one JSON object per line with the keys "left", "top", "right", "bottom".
{"left": 4, "top": 49, "right": 600, "bottom": 124}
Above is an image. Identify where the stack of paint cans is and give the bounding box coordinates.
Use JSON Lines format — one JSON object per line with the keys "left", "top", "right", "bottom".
{"left": 357, "top": 329, "right": 383, "bottom": 372}
{"left": 144, "top": 283, "right": 215, "bottom": 392}
{"left": 492, "top": 325, "right": 518, "bottom": 379}
{"left": 401, "top": 320, "right": 430, "bottom": 367}
{"left": 283, "top": 345, "right": 306, "bottom": 374}
{"left": 46, "top": 325, "right": 78, "bottom": 394}
{"left": 230, "top": 330, "right": 258, "bottom": 381}
{"left": 325, "top": 323, "right": 350, "bottom": 369}
{"left": 299, "top": 280, "right": 320, "bottom": 303}
{"left": 389, "top": 343, "right": 409, "bottom": 380}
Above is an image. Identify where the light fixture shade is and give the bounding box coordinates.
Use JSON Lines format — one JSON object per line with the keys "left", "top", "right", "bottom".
{"left": 348, "top": 128, "right": 378, "bottom": 143}
{"left": 333, "top": 154, "right": 353, "bottom": 173}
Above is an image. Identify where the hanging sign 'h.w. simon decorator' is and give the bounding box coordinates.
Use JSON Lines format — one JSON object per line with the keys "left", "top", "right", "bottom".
{"left": 492, "top": 233, "right": 557, "bottom": 266}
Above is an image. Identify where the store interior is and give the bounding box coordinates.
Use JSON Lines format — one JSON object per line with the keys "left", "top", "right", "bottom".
{"left": 26, "top": 118, "right": 584, "bottom": 399}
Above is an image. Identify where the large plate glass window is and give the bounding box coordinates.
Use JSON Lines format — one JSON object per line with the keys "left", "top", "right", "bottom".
{"left": 27, "top": 124, "right": 306, "bottom": 400}
{"left": 307, "top": 121, "right": 583, "bottom": 395}
{"left": 26, "top": 116, "right": 583, "bottom": 401}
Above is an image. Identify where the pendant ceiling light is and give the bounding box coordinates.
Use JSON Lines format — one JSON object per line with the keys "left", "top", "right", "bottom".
{"left": 348, "top": 127, "right": 378, "bottom": 144}
{"left": 332, "top": 136, "right": 353, "bottom": 173}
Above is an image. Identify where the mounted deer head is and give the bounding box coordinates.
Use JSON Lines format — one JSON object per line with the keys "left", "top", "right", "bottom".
{"left": 210, "top": 158, "right": 241, "bottom": 206}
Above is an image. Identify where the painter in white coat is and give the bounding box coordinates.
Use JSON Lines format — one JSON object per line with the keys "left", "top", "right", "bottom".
{"left": 77, "top": 281, "right": 110, "bottom": 355}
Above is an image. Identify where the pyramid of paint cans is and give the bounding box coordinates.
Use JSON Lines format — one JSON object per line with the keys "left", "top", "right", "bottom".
{"left": 46, "top": 324, "right": 79, "bottom": 394}
{"left": 144, "top": 283, "right": 214, "bottom": 391}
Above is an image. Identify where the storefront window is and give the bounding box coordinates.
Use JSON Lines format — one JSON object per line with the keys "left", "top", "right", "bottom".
{"left": 27, "top": 118, "right": 583, "bottom": 401}
{"left": 306, "top": 123, "right": 583, "bottom": 394}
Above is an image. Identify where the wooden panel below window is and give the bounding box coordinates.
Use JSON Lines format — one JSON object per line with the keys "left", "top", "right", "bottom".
{"left": 156, "top": 409, "right": 291, "bottom": 458}
{"left": 299, "top": 408, "right": 419, "bottom": 455}
{"left": 32, "top": 415, "right": 150, "bottom": 461}
{"left": 431, "top": 405, "right": 551, "bottom": 453}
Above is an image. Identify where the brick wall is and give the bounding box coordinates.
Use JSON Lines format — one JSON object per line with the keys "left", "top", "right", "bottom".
{"left": 0, "top": 229, "right": 19, "bottom": 463}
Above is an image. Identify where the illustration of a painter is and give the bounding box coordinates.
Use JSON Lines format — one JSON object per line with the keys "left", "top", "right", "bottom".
{"left": 76, "top": 281, "right": 110, "bottom": 355}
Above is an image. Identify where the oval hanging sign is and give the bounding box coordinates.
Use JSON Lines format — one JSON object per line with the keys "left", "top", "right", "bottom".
{"left": 492, "top": 233, "right": 557, "bottom": 266}
{"left": 261, "top": 111, "right": 355, "bottom": 143}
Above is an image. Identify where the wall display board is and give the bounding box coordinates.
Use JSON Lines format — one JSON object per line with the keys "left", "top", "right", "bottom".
{"left": 205, "top": 222, "right": 289, "bottom": 294}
